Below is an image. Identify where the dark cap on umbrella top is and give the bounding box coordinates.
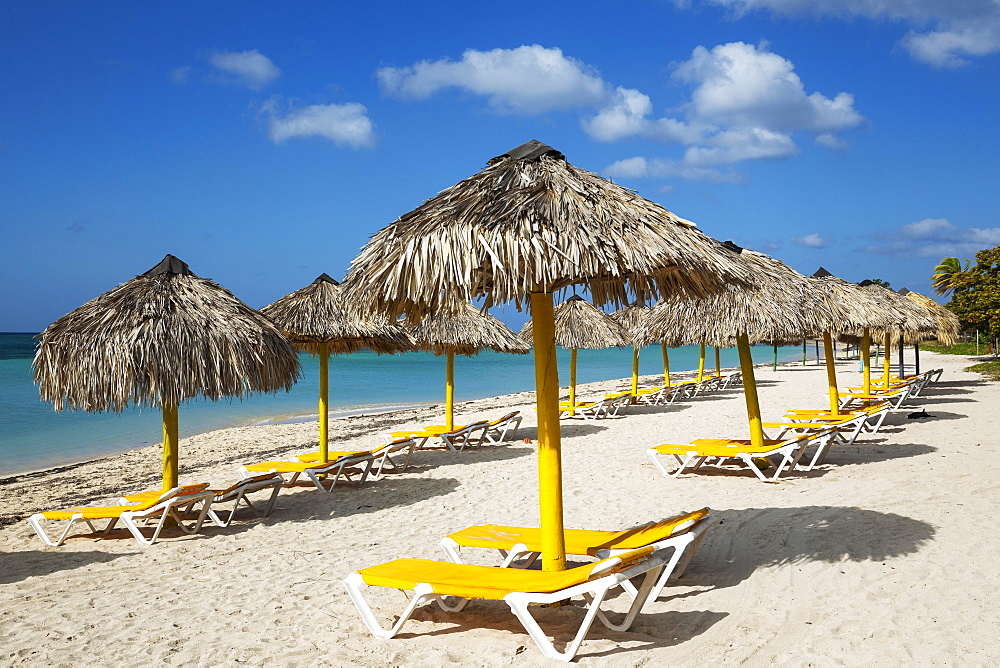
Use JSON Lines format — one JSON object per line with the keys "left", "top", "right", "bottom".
{"left": 812, "top": 267, "right": 834, "bottom": 278}
{"left": 35, "top": 256, "right": 301, "bottom": 413}
{"left": 313, "top": 273, "right": 339, "bottom": 285}
{"left": 142, "top": 254, "right": 194, "bottom": 277}
{"left": 489, "top": 139, "right": 565, "bottom": 164}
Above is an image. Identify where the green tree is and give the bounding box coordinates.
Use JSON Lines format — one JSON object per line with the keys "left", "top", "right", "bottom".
{"left": 931, "top": 256, "right": 972, "bottom": 296}
{"left": 947, "top": 245, "right": 1000, "bottom": 340}
{"left": 864, "top": 278, "right": 892, "bottom": 289}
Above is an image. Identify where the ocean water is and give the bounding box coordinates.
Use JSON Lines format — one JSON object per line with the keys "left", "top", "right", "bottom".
{"left": 0, "top": 332, "right": 807, "bottom": 476}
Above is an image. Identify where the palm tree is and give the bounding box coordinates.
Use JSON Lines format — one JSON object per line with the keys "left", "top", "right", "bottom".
{"left": 931, "top": 257, "right": 971, "bottom": 296}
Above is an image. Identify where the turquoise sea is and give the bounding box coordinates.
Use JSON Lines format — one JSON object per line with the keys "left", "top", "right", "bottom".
{"left": 0, "top": 332, "right": 807, "bottom": 476}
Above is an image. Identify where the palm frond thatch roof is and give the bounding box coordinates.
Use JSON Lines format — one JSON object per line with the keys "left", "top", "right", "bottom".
{"left": 611, "top": 303, "right": 652, "bottom": 347}
{"left": 518, "top": 295, "right": 628, "bottom": 350}
{"left": 635, "top": 244, "right": 835, "bottom": 348}
{"left": 858, "top": 281, "right": 938, "bottom": 338}
{"left": 902, "top": 290, "right": 960, "bottom": 346}
{"left": 808, "top": 270, "right": 904, "bottom": 336}
{"left": 261, "top": 274, "right": 414, "bottom": 355}
{"left": 34, "top": 255, "right": 301, "bottom": 413}
{"left": 342, "top": 140, "right": 755, "bottom": 323}
{"left": 409, "top": 301, "right": 530, "bottom": 356}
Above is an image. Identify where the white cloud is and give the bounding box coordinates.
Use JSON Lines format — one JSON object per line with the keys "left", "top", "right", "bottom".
{"left": 592, "top": 42, "right": 861, "bottom": 181}
{"left": 169, "top": 66, "right": 191, "bottom": 84}
{"left": 606, "top": 156, "right": 744, "bottom": 184}
{"left": 685, "top": 0, "right": 1000, "bottom": 67}
{"left": 790, "top": 232, "right": 830, "bottom": 248}
{"left": 378, "top": 42, "right": 861, "bottom": 183}
{"left": 815, "top": 133, "right": 849, "bottom": 150}
{"left": 682, "top": 126, "right": 799, "bottom": 165}
{"left": 864, "top": 217, "right": 1000, "bottom": 257}
{"left": 260, "top": 99, "right": 376, "bottom": 149}
{"left": 376, "top": 45, "right": 608, "bottom": 113}
{"left": 209, "top": 50, "right": 280, "bottom": 89}
{"left": 672, "top": 42, "right": 863, "bottom": 133}
{"left": 900, "top": 217, "right": 957, "bottom": 239}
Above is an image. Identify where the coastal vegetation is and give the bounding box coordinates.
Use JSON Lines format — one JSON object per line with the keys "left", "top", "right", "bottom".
{"left": 936, "top": 244, "right": 1000, "bottom": 361}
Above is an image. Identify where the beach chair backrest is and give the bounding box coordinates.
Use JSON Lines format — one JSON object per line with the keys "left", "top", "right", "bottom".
{"left": 588, "top": 546, "right": 655, "bottom": 579}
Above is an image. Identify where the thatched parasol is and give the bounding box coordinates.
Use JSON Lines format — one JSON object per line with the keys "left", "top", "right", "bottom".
{"left": 34, "top": 255, "right": 301, "bottom": 490}
{"left": 409, "top": 301, "right": 529, "bottom": 431}
{"left": 611, "top": 303, "right": 653, "bottom": 396}
{"left": 343, "top": 140, "right": 753, "bottom": 572}
{"left": 896, "top": 288, "right": 959, "bottom": 376}
{"left": 900, "top": 290, "right": 959, "bottom": 346}
{"left": 637, "top": 243, "right": 836, "bottom": 448}
{"left": 519, "top": 295, "right": 628, "bottom": 413}
{"left": 807, "top": 268, "right": 905, "bottom": 411}
{"left": 854, "top": 281, "right": 937, "bottom": 391}
{"left": 261, "top": 274, "right": 414, "bottom": 462}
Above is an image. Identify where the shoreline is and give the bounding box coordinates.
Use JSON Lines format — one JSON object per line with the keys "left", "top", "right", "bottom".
{"left": 0, "top": 342, "right": 810, "bottom": 478}
{"left": 0, "top": 362, "right": 735, "bottom": 525}
{"left": 0, "top": 356, "right": 842, "bottom": 484}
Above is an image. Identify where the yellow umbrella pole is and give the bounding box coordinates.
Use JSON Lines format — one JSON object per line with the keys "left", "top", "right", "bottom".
{"left": 715, "top": 346, "right": 721, "bottom": 378}
{"left": 861, "top": 330, "right": 872, "bottom": 394}
{"left": 823, "top": 332, "right": 840, "bottom": 415}
{"left": 569, "top": 348, "right": 578, "bottom": 417}
{"left": 661, "top": 342, "right": 670, "bottom": 386}
{"left": 162, "top": 402, "right": 179, "bottom": 490}
{"left": 697, "top": 343, "right": 706, "bottom": 382}
{"left": 318, "top": 342, "right": 330, "bottom": 463}
{"left": 736, "top": 333, "right": 764, "bottom": 449}
{"left": 530, "top": 291, "right": 566, "bottom": 572}
{"left": 446, "top": 347, "right": 455, "bottom": 431}
{"left": 882, "top": 333, "right": 892, "bottom": 389}
{"left": 631, "top": 347, "right": 640, "bottom": 396}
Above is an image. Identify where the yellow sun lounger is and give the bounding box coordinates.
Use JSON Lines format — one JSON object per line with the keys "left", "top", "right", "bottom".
{"left": 482, "top": 411, "right": 522, "bottom": 443}
{"left": 29, "top": 483, "right": 215, "bottom": 547}
{"left": 240, "top": 451, "right": 375, "bottom": 492}
{"left": 121, "top": 474, "right": 284, "bottom": 528}
{"left": 439, "top": 508, "right": 711, "bottom": 602}
{"left": 344, "top": 545, "right": 671, "bottom": 662}
{"left": 647, "top": 431, "right": 833, "bottom": 481}
{"left": 384, "top": 421, "right": 488, "bottom": 452}
{"left": 294, "top": 439, "right": 417, "bottom": 480}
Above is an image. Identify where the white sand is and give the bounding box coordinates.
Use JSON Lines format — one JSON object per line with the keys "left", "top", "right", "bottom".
{"left": 2, "top": 350, "right": 998, "bottom": 666}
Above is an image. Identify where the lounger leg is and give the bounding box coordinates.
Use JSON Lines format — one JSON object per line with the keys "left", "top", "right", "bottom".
{"left": 594, "top": 564, "right": 662, "bottom": 630}
{"left": 505, "top": 588, "right": 607, "bottom": 662}
{"left": 29, "top": 514, "right": 80, "bottom": 547}
{"left": 261, "top": 481, "right": 282, "bottom": 516}
{"left": 343, "top": 574, "right": 435, "bottom": 640}
{"left": 358, "top": 458, "right": 375, "bottom": 485}
{"left": 671, "top": 521, "right": 711, "bottom": 580}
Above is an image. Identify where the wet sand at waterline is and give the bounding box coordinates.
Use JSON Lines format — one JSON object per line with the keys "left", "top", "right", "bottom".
{"left": 2, "top": 350, "right": 998, "bottom": 665}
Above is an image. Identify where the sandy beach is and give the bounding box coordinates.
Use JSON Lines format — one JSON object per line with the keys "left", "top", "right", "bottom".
{"left": 2, "top": 349, "right": 998, "bottom": 665}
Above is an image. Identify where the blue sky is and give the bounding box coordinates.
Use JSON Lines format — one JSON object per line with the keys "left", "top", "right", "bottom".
{"left": 3, "top": 0, "right": 999, "bottom": 332}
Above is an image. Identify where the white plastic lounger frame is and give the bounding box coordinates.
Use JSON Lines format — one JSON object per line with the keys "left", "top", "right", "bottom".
{"left": 29, "top": 487, "right": 215, "bottom": 547}
{"left": 240, "top": 452, "right": 375, "bottom": 492}
{"left": 646, "top": 432, "right": 833, "bottom": 482}
{"left": 483, "top": 412, "right": 523, "bottom": 443}
{"left": 343, "top": 549, "right": 670, "bottom": 662}
{"left": 204, "top": 474, "right": 283, "bottom": 528}
{"left": 439, "top": 421, "right": 489, "bottom": 451}
{"left": 370, "top": 439, "right": 417, "bottom": 480}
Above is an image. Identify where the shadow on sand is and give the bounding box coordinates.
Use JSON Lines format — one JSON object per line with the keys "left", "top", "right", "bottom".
{"left": 0, "top": 549, "right": 139, "bottom": 585}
